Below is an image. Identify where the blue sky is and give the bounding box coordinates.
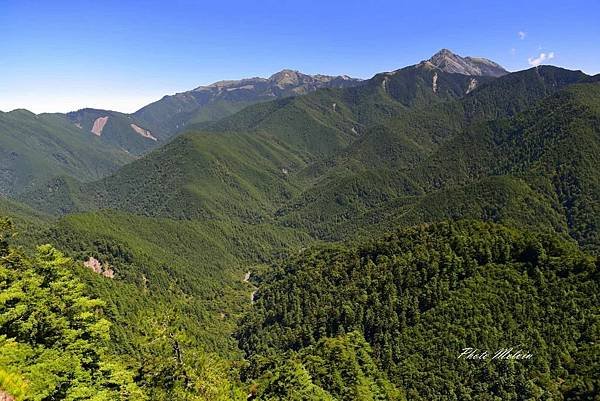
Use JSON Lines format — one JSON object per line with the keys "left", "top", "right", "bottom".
{"left": 1, "top": 0, "right": 599, "bottom": 113}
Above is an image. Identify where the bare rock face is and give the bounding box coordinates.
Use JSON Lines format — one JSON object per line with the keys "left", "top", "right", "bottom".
{"left": 83, "top": 257, "right": 114, "bottom": 278}
{"left": 427, "top": 49, "right": 508, "bottom": 77}
{"left": 84, "top": 256, "right": 102, "bottom": 273}
{"left": 0, "top": 390, "right": 16, "bottom": 401}
{"left": 91, "top": 116, "right": 108, "bottom": 136}
{"left": 130, "top": 123, "right": 157, "bottom": 141}
{"left": 466, "top": 78, "right": 478, "bottom": 94}
{"left": 269, "top": 69, "right": 303, "bottom": 87}
{"left": 193, "top": 69, "right": 361, "bottom": 97}
{"left": 102, "top": 267, "right": 115, "bottom": 278}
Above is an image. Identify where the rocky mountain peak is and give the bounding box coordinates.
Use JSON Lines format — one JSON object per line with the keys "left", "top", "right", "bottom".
{"left": 269, "top": 69, "right": 304, "bottom": 86}
{"left": 192, "top": 70, "right": 361, "bottom": 93}
{"left": 425, "top": 48, "right": 508, "bottom": 77}
{"left": 431, "top": 48, "right": 455, "bottom": 58}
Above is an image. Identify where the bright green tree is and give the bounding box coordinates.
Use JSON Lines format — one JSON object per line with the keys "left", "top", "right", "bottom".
{"left": 0, "top": 218, "right": 145, "bottom": 400}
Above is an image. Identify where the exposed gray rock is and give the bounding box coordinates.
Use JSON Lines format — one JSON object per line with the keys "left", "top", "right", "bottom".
{"left": 426, "top": 49, "right": 508, "bottom": 77}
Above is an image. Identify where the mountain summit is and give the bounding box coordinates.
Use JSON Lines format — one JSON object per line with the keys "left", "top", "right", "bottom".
{"left": 132, "top": 69, "right": 362, "bottom": 138}
{"left": 196, "top": 69, "right": 359, "bottom": 92}
{"left": 425, "top": 48, "right": 508, "bottom": 77}
{"left": 268, "top": 69, "right": 355, "bottom": 88}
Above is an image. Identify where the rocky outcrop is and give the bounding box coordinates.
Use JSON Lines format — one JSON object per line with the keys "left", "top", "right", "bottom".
{"left": 83, "top": 257, "right": 114, "bottom": 278}
{"left": 193, "top": 69, "right": 361, "bottom": 96}
{"left": 0, "top": 390, "right": 15, "bottom": 401}
{"left": 426, "top": 49, "right": 508, "bottom": 77}
{"left": 466, "top": 78, "right": 478, "bottom": 94}
{"left": 130, "top": 123, "right": 157, "bottom": 141}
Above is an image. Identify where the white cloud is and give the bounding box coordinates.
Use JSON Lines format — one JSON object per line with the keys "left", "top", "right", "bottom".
{"left": 518, "top": 31, "right": 527, "bottom": 40}
{"left": 528, "top": 52, "right": 555, "bottom": 66}
{"left": 510, "top": 48, "right": 516, "bottom": 55}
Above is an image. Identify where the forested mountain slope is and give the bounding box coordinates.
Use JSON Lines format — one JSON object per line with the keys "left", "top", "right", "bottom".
{"left": 0, "top": 218, "right": 145, "bottom": 400}
{"left": 409, "top": 81, "right": 600, "bottom": 252}
{"left": 276, "top": 67, "right": 595, "bottom": 243}
{"left": 133, "top": 70, "right": 362, "bottom": 139}
{"left": 23, "top": 54, "right": 567, "bottom": 218}
{"left": 66, "top": 108, "right": 159, "bottom": 155}
{"left": 4, "top": 50, "right": 599, "bottom": 400}
{"left": 27, "top": 64, "right": 586, "bottom": 232}
{"left": 0, "top": 217, "right": 249, "bottom": 400}
{"left": 20, "top": 130, "right": 307, "bottom": 218}
{"left": 0, "top": 109, "right": 133, "bottom": 196}
{"left": 238, "top": 221, "right": 599, "bottom": 400}
{"left": 0, "top": 69, "right": 364, "bottom": 204}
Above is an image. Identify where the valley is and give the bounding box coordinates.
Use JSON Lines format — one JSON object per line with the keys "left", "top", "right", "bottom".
{"left": 1, "top": 47, "right": 599, "bottom": 400}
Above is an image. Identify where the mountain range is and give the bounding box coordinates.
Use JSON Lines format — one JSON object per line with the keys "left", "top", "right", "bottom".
{"left": 1, "top": 49, "right": 599, "bottom": 400}
{"left": 133, "top": 69, "right": 362, "bottom": 139}
{"left": 0, "top": 70, "right": 363, "bottom": 198}
{"left": 0, "top": 50, "right": 512, "bottom": 200}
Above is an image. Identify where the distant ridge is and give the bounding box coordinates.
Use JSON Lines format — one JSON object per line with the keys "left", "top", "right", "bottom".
{"left": 196, "top": 69, "right": 358, "bottom": 92}
{"left": 132, "top": 69, "right": 362, "bottom": 137}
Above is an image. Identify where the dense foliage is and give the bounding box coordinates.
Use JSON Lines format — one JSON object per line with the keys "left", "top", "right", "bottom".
{"left": 0, "top": 218, "right": 144, "bottom": 400}
{"left": 238, "top": 221, "right": 599, "bottom": 400}
{"left": 2, "top": 60, "right": 599, "bottom": 399}
{"left": 246, "top": 332, "right": 402, "bottom": 400}
{"left": 36, "top": 210, "right": 309, "bottom": 356}
{"left": 0, "top": 217, "right": 249, "bottom": 400}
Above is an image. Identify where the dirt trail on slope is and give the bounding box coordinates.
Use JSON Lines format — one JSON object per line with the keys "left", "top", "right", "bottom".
{"left": 242, "top": 271, "right": 257, "bottom": 303}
